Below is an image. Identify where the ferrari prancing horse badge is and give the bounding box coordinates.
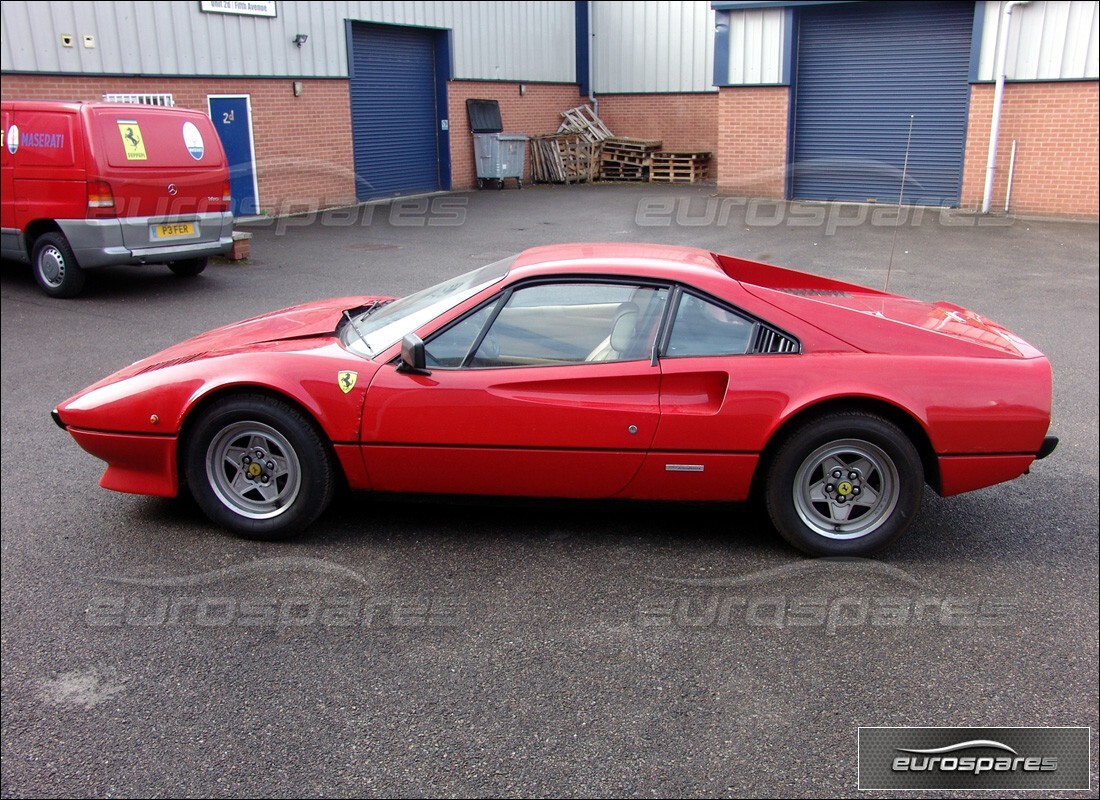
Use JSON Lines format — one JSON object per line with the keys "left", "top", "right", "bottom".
{"left": 338, "top": 370, "right": 358, "bottom": 393}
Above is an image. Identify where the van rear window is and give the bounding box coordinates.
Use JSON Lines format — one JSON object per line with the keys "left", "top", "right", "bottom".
{"left": 94, "top": 110, "right": 224, "bottom": 169}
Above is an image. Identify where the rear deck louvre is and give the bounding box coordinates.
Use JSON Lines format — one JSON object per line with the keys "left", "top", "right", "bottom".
{"left": 753, "top": 325, "right": 800, "bottom": 354}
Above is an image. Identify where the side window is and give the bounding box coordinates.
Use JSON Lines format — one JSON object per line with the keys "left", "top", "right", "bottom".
{"left": 428, "top": 282, "right": 668, "bottom": 368}
{"left": 423, "top": 303, "right": 498, "bottom": 368}
{"left": 666, "top": 292, "right": 754, "bottom": 357}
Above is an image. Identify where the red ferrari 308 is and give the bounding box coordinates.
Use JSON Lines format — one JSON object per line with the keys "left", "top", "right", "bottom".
{"left": 53, "top": 243, "right": 1057, "bottom": 556}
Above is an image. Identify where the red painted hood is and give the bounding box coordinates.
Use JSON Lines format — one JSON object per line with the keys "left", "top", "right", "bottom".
{"left": 106, "top": 295, "right": 392, "bottom": 383}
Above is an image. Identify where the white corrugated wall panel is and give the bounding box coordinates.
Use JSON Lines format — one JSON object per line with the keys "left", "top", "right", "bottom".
{"left": 592, "top": 0, "right": 716, "bottom": 93}
{"left": 0, "top": 0, "right": 575, "bottom": 82}
{"left": 977, "top": 0, "right": 1099, "bottom": 80}
{"left": 724, "top": 7, "right": 785, "bottom": 85}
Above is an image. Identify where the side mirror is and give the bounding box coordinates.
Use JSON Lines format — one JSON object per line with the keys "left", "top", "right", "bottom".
{"left": 396, "top": 333, "right": 431, "bottom": 376}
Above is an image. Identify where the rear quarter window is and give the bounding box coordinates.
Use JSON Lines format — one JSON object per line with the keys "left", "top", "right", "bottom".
{"left": 93, "top": 110, "right": 224, "bottom": 169}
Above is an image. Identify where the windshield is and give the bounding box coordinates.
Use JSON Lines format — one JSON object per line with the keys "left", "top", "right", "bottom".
{"left": 342, "top": 256, "right": 513, "bottom": 357}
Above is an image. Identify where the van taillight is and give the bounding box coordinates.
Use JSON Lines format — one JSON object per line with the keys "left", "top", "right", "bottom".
{"left": 86, "top": 181, "right": 116, "bottom": 218}
{"left": 221, "top": 180, "right": 232, "bottom": 204}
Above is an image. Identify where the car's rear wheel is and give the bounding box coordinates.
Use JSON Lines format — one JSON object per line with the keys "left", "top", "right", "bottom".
{"left": 765, "top": 413, "right": 922, "bottom": 556}
{"left": 184, "top": 395, "right": 335, "bottom": 540}
{"left": 32, "top": 232, "right": 86, "bottom": 298}
{"left": 168, "top": 257, "right": 208, "bottom": 277}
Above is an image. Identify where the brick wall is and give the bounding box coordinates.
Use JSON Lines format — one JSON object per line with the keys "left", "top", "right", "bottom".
{"left": 716, "top": 86, "right": 789, "bottom": 198}
{"left": 1, "top": 74, "right": 357, "bottom": 215}
{"left": 960, "top": 81, "right": 1099, "bottom": 218}
{"left": 8, "top": 73, "right": 1093, "bottom": 218}
{"left": 594, "top": 93, "right": 719, "bottom": 174}
{"left": 446, "top": 81, "right": 583, "bottom": 189}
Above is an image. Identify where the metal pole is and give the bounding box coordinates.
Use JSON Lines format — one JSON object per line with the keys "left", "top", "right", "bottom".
{"left": 1005, "top": 139, "right": 1018, "bottom": 213}
{"left": 982, "top": 1, "right": 1029, "bottom": 213}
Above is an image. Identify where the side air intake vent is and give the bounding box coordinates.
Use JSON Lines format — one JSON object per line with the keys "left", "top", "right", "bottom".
{"left": 753, "top": 325, "right": 800, "bottom": 354}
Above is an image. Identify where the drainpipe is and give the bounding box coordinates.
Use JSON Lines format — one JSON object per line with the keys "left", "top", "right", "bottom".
{"left": 588, "top": 1, "right": 598, "bottom": 116}
{"left": 982, "top": 0, "right": 1029, "bottom": 213}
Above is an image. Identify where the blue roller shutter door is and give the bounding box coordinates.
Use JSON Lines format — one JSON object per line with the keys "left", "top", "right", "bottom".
{"left": 349, "top": 22, "right": 440, "bottom": 200}
{"left": 791, "top": 1, "right": 974, "bottom": 206}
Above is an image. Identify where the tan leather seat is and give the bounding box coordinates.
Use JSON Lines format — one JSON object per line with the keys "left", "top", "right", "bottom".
{"left": 585, "top": 301, "right": 640, "bottom": 362}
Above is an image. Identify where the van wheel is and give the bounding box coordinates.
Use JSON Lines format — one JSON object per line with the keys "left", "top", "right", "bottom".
{"left": 168, "top": 257, "right": 208, "bottom": 277}
{"left": 32, "top": 233, "right": 86, "bottom": 298}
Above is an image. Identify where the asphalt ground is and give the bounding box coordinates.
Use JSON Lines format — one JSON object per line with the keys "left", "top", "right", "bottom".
{"left": 1, "top": 183, "right": 1097, "bottom": 798}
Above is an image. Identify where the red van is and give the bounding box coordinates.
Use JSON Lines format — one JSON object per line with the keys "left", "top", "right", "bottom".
{"left": 1, "top": 101, "right": 234, "bottom": 297}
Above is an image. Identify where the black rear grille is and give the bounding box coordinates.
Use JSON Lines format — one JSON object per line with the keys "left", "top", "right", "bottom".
{"left": 753, "top": 326, "right": 800, "bottom": 354}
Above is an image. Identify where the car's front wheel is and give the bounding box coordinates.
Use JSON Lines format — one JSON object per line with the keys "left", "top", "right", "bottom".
{"left": 765, "top": 413, "right": 923, "bottom": 556}
{"left": 184, "top": 395, "right": 335, "bottom": 539}
{"left": 32, "top": 232, "right": 86, "bottom": 298}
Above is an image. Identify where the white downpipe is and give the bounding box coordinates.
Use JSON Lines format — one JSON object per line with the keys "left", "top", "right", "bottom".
{"left": 982, "top": 0, "right": 1029, "bottom": 213}
{"left": 588, "top": 1, "right": 598, "bottom": 117}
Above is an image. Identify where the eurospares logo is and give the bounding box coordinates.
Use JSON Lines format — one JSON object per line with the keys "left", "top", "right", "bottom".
{"left": 858, "top": 727, "right": 1091, "bottom": 790}
{"left": 894, "top": 739, "right": 1056, "bottom": 774}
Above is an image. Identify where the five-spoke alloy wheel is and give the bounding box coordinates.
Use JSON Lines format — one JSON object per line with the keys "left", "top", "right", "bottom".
{"left": 766, "top": 413, "right": 923, "bottom": 556}
{"left": 185, "top": 395, "right": 335, "bottom": 539}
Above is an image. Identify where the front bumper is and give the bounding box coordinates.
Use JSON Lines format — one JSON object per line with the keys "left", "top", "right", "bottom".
{"left": 63, "top": 426, "right": 179, "bottom": 497}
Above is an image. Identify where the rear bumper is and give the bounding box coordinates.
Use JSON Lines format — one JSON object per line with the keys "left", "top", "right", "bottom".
{"left": 937, "top": 450, "right": 1054, "bottom": 497}
{"left": 1036, "top": 435, "right": 1059, "bottom": 460}
{"left": 58, "top": 212, "right": 233, "bottom": 268}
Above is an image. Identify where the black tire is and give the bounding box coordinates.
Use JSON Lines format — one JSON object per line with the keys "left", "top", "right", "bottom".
{"left": 765, "top": 413, "right": 923, "bottom": 557}
{"left": 184, "top": 395, "right": 335, "bottom": 540}
{"left": 168, "top": 257, "right": 208, "bottom": 277}
{"left": 32, "top": 232, "right": 86, "bottom": 298}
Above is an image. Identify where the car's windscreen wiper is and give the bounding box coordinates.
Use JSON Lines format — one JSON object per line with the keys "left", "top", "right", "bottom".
{"left": 342, "top": 308, "right": 374, "bottom": 354}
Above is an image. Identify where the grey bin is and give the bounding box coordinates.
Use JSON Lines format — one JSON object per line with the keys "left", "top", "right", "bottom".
{"left": 473, "top": 133, "right": 528, "bottom": 190}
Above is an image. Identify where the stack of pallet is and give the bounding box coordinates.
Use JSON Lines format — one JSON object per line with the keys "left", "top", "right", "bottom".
{"left": 599, "top": 137, "right": 662, "bottom": 181}
{"left": 557, "top": 105, "right": 613, "bottom": 143}
{"left": 649, "top": 151, "right": 712, "bottom": 183}
{"left": 530, "top": 134, "right": 599, "bottom": 184}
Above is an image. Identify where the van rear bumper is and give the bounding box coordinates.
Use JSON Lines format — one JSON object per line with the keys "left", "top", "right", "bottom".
{"left": 58, "top": 212, "right": 234, "bottom": 268}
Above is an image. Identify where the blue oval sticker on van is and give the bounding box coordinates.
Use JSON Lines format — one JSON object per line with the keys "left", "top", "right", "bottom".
{"left": 183, "top": 121, "right": 205, "bottom": 160}
{"left": 6, "top": 125, "right": 18, "bottom": 155}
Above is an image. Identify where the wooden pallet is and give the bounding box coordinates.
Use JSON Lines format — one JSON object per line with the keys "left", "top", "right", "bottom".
{"left": 649, "top": 151, "right": 712, "bottom": 183}
{"left": 598, "top": 137, "right": 662, "bottom": 181}
{"left": 602, "top": 136, "right": 663, "bottom": 154}
{"left": 557, "top": 105, "right": 614, "bottom": 143}
{"left": 599, "top": 163, "right": 648, "bottom": 182}
{"left": 530, "top": 134, "right": 599, "bottom": 184}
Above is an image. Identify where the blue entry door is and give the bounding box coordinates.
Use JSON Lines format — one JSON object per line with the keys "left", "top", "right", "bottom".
{"left": 208, "top": 95, "right": 259, "bottom": 216}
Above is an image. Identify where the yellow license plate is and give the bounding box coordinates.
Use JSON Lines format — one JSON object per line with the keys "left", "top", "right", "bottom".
{"left": 150, "top": 222, "right": 196, "bottom": 240}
